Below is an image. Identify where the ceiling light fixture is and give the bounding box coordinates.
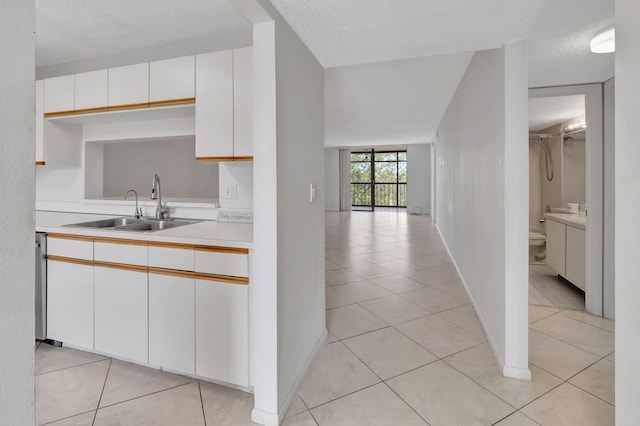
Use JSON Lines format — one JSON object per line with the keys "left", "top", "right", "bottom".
{"left": 590, "top": 25, "right": 615, "bottom": 53}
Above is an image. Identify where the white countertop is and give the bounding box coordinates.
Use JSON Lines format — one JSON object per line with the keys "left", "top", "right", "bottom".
{"left": 545, "top": 213, "right": 587, "bottom": 230}
{"left": 36, "top": 211, "right": 253, "bottom": 249}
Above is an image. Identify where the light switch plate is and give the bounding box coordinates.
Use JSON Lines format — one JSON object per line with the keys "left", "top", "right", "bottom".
{"left": 225, "top": 184, "right": 237, "bottom": 199}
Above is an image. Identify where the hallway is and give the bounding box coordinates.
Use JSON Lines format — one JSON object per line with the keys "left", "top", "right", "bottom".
{"left": 289, "top": 210, "right": 615, "bottom": 425}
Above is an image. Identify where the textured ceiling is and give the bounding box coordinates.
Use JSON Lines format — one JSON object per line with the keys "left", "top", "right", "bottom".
{"left": 529, "top": 95, "right": 585, "bottom": 131}
{"left": 269, "top": 0, "right": 614, "bottom": 86}
{"left": 35, "top": 0, "right": 251, "bottom": 67}
{"left": 325, "top": 53, "right": 473, "bottom": 147}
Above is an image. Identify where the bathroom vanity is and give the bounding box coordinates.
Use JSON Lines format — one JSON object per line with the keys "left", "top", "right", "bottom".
{"left": 545, "top": 213, "right": 587, "bottom": 291}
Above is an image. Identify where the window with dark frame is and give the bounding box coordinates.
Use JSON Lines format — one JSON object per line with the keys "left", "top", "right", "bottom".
{"left": 351, "top": 150, "right": 407, "bottom": 208}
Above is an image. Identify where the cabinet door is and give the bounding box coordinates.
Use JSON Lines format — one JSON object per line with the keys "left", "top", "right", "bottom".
{"left": 47, "top": 260, "right": 94, "bottom": 350}
{"left": 546, "top": 219, "right": 566, "bottom": 276}
{"left": 75, "top": 70, "right": 108, "bottom": 111}
{"left": 233, "top": 47, "right": 253, "bottom": 157}
{"left": 35, "top": 80, "right": 44, "bottom": 164}
{"left": 94, "top": 266, "right": 148, "bottom": 363}
{"left": 195, "top": 250, "right": 248, "bottom": 277}
{"left": 43, "top": 75, "right": 75, "bottom": 113}
{"left": 195, "top": 279, "right": 249, "bottom": 386}
{"left": 565, "top": 226, "right": 586, "bottom": 291}
{"left": 149, "top": 272, "right": 195, "bottom": 374}
{"left": 108, "top": 63, "right": 149, "bottom": 107}
{"left": 195, "top": 51, "right": 233, "bottom": 159}
{"left": 150, "top": 56, "right": 195, "bottom": 103}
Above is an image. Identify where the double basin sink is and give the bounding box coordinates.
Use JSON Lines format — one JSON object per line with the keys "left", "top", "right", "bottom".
{"left": 64, "top": 217, "right": 199, "bottom": 233}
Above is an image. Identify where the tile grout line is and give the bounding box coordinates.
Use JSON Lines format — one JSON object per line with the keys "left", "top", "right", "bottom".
{"left": 96, "top": 380, "right": 197, "bottom": 411}
{"left": 92, "top": 358, "right": 112, "bottom": 425}
{"left": 197, "top": 380, "right": 207, "bottom": 426}
{"left": 40, "top": 410, "right": 96, "bottom": 426}
{"left": 36, "top": 356, "right": 110, "bottom": 377}
{"left": 529, "top": 326, "right": 613, "bottom": 358}
{"left": 380, "top": 380, "right": 433, "bottom": 425}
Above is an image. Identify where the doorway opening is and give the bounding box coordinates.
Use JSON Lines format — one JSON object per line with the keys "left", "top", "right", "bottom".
{"left": 350, "top": 149, "right": 407, "bottom": 211}
{"left": 528, "top": 94, "right": 586, "bottom": 310}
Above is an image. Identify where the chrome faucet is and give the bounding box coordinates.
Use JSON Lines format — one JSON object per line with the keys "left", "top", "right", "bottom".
{"left": 150, "top": 174, "right": 169, "bottom": 220}
{"left": 124, "top": 189, "right": 143, "bottom": 219}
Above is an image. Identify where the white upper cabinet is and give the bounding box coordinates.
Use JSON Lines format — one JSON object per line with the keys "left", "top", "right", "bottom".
{"left": 195, "top": 50, "right": 234, "bottom": 159}
{"left": 233, "top": 47, "right": 253, "bottom": 157}
{"left": 108, "top": 63, "right": 149, "bottom": 106}
{"left": 43, "top": 75, "right": 74, "bottom": 113}
{"left": 75, "top": 70, "right": 108, "bottom": 111}
{"left": 150, "top": 56, "right": 195, "bottom": 103}
{"left": 35, "top": 80, "right": 44, "bottom": 163}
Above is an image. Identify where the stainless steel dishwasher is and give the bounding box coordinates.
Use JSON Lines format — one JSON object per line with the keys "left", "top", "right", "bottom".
{"left": 35, "top": 232, "right": 47, "bottom": 341}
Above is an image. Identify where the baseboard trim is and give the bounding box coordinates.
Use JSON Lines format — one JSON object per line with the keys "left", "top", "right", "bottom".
{"left": 251, "top": 408, "right": 279, "bottom": 426}
{"left": 277, "top": 328, "right": 327, "bottom": 422}
{"left": 503, "top": 365, "right": 532, "bottom": 380}
{"left": 435, "top": 225, "right": 531, "bottom": 382}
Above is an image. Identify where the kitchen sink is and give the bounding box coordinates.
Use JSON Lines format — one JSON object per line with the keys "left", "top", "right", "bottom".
{"left": 63, "top": 217, "right": 199, "bottom": 233}
{"left": 65, "top": 217, "right": 143, "bottom": 228}
{"left": 113, "top": 220, "right": 194, "bottom": 232}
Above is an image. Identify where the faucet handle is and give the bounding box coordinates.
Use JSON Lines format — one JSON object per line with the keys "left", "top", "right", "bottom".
{"left": 156, "top": 203, "right": 169, "bottom": 220}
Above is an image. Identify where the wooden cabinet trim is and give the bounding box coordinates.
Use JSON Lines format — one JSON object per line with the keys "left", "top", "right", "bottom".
{"left": 147, "top": 241, "right": 196, "bottom": 250}
{"left": 149, "top": 267, "right": 195, "bottom": 279}
{"left": 196, "top": 156, "right": 253, "bottom": 163}
{"left": 195, "top": 272, "right": 249, "bottom": 285}
{"left": 48, "top": 233, "right": 95, "bottom": 242}
{"left": 148, "top": 98, "right": 196, "bottom": 108}
{"left": 46, "top": 233, "right": 248, "bottom": 258}
{"left": 194, "top": 245, "right": 249, "bottom": 254}
{"left": 72, "top": 106, "right": 111, "bottom": 115}
{"left": 43, "top": 109, "right": 76, "bottom": 118}
{"left": 42, "top": 98, "right": 196, "bottom": 118}
{"left": 47, "top": 255, "right": 94, "bottom": 267}
{"left": 94, "top": 261, "right": 148, "bottom": 273}
{"left": 93, "top": 236, "right": 149, "bottom": 246}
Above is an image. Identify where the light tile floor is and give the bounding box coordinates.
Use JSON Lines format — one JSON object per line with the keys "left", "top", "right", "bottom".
{"left": 36, "top": 210, "right": 614, "bottom": 425}
{"left": 529, "top": 264, "right": 585, "bottom": 310}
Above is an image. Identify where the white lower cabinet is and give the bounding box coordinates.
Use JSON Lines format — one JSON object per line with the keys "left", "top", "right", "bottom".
{"left": 196, "top": 279, "right": 249, "bottom": 387}
{"left": 94, "top": 266, "right": 148, "bottom": 363}
{"left": 546, "top": 219, "right": 566, "bottom": 276}
{"left": 565, "top": 226, "right": 586, "bottom": 291}
{"left": 47, "top": 260, "right": 94, "bottom": 350}
{"left": 149, "top": 272, "right": 195, "bottom": 374}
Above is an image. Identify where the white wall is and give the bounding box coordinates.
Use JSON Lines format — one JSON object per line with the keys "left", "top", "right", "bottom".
{"left": 218, "top": 163, "right": 253, "bottom": 209}
{"left": 436, "top": 43, "right": 530, "bottom": 380}
{"left": 235, "top": 2, "right": 326, "bottom": 425}
{"left": 101, "top": 139, "right": 219, "bottom": 199}
{"left": 615, "top": 0, "right": 639, "bottom": 423}
{"left": 272, "top": 3, "right": 326, "bottom": 420}
{"left": 563, "top": 136, "right": 586, "bottom": 204}
{"left": 603, "top": 78, "right": 615, "bottom": 320}
{"left": 324, "top": 148, "right": 340, "bottom": 211}
{"left": 406, "top": 144, "right": 431, "bottom": 214}
{"left": 0, "top": 0, "right": 35, "bottom": 424}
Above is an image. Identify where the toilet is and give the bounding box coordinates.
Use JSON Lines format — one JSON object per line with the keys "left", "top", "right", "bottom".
{"left": 529, "top": 231, "right": 546, "bottom": 264}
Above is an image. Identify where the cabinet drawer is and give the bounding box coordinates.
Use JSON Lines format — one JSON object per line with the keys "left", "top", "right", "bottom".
{"left": 149, "top": 246, "right": 194, "bottom": 271}
{"left": 94, "top": 241, "right": 147, "bottom": 266}
{"left": 195, "top": 250, "right": 248, "bottom": 277}
{"left": 48, "top": 236, "right": 93, "bottom": 261}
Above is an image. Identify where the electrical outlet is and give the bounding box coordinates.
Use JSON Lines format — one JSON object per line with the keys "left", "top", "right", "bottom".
{"left": 225, "top": 184, "right": 237, "bottom": 199}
